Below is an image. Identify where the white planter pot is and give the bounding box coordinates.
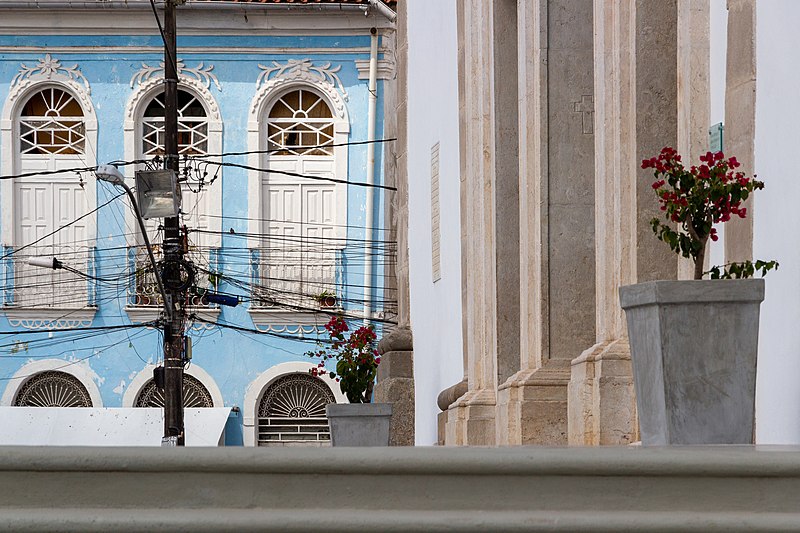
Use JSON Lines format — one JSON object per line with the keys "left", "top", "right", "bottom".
{"left": 326, "top": 403, "right": 392, "bottom": 447}
{"left": 620, "top": 279, "right": 764, "bottom": 445}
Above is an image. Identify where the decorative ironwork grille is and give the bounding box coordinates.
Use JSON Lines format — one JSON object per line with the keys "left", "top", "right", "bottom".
{"left": 14, "top": 371, "right": 93, "bottom": 407}
{"left": 253, "top": 246, "right": 339, "bottom": 310}
{"left": 142, "top": 89, "right": 208, "bottom": 156}
{"left": 267, "top": 89, "right": 334, "bottom": 156}
{"left": 257, "top": 373, "right": 335, "bottom": 444}
{"left": 128, "top": 245, "right": 211, "bottom": 308}
{"left": 134, "top": 374, "right": 214, "bottom": 408}
{"left": 19, "top": 88, "right": 86, "bottom": 155}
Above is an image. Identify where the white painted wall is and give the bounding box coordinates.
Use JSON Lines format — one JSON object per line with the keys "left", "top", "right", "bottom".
{"left": 406, "top": 0, "right": 464, "bottom": 445}
{"left": 753, "top": 1, "right": 800, "bottom": 444}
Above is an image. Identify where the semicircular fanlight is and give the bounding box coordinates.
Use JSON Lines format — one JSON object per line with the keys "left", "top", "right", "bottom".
{"left": 14, "top": 371, "right": 93, "bottom": 407}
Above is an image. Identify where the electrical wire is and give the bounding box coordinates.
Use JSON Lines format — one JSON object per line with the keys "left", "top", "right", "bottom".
{"left": 190, "top": 157, "right": 397, "bottom": 191}
{"left": 194, "top": 137, "right": 396, "bottom": 159}
{"left": 0, "top": 192, "right": 125, "bottom": 262}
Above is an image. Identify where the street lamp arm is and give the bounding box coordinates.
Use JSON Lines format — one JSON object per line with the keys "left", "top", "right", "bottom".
{"left": 95, "top": 165, "right": 172, "bottom": 322}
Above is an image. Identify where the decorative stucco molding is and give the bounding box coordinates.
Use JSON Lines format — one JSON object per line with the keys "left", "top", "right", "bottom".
{"left": 3, "top": 308, "right": 96, "bottom": 330}
{"left": 130, "top": 59, "right": 221, "bottom": 91}
{"left": 125, "top": 75, "right": 222, "bottom": 123}
{"left": 252, "top": 59, "right": 348, "bottom": 119}
{"left": 248, "top": 309, "right": 327, "bottom": 336}
{"left": 6, "top": 54, "right": 92, "bottom": 110}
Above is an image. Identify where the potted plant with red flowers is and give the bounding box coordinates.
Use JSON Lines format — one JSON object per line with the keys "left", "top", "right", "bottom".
{"left": 307, "top": 315, "right": 391, "bottom": 446}
{"left": 620, "top": 147, "right": 778, "bottom": 445}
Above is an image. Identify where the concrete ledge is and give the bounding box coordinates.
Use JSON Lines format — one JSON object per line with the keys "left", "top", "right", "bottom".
{"left": 1, "top": 446, "right": 800, "bottom": 531}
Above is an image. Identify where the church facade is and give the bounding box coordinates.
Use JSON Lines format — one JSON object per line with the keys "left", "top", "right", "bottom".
{"left": 404, "top": 0, "right": 800, "bottom": 446}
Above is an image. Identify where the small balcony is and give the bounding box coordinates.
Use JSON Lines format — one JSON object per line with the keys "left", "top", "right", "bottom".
{"left": 125, "top": 245, "right": 220, "bottom": 325}
{"left": 0, "top": 246, "right": 96, "bottom": 329}
{"left": 248, "top": 247, "right": 343, "bottom": 332}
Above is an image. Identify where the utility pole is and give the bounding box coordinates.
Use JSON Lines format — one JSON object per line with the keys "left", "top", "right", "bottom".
{"left": 161, "top": 0, "right": 186, "bottom": 447}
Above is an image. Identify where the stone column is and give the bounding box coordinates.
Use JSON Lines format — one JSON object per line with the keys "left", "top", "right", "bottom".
{"left": 445, "top": 0, "right": 498, "bottom": 446}
{"left": 437, "top": 0, "right": 470, "bottom": 445}
{"left": 491, "top": 0, "right": 522, "bottom": 443}
{"left": 723, "top": 0, "right": 755, "bottom": 264}
{"left": 496, "top": 0, "right": 596, "bottom": 445}
{"left": 374, "top": 0, "right": 414, "bottom": 446}
{"left": 569, "top": 0, "right": 686, "bottom": 445}
{"left": 677, "top": 0, "right": 711, "bottom": 279}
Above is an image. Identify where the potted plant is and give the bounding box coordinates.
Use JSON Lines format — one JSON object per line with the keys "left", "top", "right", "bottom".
{"left": 314, "top": 290, "right": 337, "bottom": 309}
{"left": 620, "top": 147, "right": 778, "bottom": 445}
{"left": 307, "top": 315, "right": 391, "bottom": 446}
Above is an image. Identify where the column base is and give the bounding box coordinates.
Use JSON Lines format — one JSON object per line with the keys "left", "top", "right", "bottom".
{"left": 568, "top": 338, "right": 638, "bottom": 445}
{"left": 496, "top": 365, "right": 570, "bottom": 445}
{"left": 444, "top": 388, "right": 496, "bottom": 446}
{"left": 376, "top": 327, "right": 414, "bottom": 446}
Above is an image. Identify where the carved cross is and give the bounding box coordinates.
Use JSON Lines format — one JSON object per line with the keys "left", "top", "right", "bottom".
{"left": 573, "top": 95, "right": 594, "bottom": 135}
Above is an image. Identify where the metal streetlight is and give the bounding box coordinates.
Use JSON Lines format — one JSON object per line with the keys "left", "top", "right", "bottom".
{"left": 95, "top": 164, "right": 173, "bottom": 321}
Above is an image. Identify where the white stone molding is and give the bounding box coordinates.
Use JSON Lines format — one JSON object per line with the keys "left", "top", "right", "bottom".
{"left": 122, "top": 68, "right": 223, "bottom": 248}
{"left": 355, "top": 57, "right": 396, "bottom": 80}
{"left": 242, "top": 361, "right": 346, "bottom": 446}
{"left": 246, "top": 60, "right": 351, "bottom": 249}
{"left": 1, "top": 358, "right": 103, "bottom": 407}
{"left": 122, "top": 363, "right": 224, "bottom": 408}
{"left": 1, "top": 55, "right": 98, "bottom": 248}
{"left": 3, "top": 308, "right": 96, "bottom": 330}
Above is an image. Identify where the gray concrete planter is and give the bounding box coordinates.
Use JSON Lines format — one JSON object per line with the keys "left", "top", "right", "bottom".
{"left": 326, "top": 403, "right": 392, "bottom": 446}
{"left": 620, "top": 280, "right": 765, "bottom": 445}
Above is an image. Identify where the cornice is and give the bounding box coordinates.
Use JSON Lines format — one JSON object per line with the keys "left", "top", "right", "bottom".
{"left": 0, "top": 11, "right": 394, "bottom": 35}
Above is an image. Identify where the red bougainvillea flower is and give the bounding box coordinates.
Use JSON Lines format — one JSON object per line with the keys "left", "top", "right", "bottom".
{"left": 306, "top": 316, "right": 381, "bottom": 404}
{"left": 643, "top": 146, "right": 770, "bottom": 279}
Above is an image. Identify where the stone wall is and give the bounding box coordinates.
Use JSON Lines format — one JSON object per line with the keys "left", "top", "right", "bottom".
{"left": 2, "top": 446, "right": 800, "bottom": 530}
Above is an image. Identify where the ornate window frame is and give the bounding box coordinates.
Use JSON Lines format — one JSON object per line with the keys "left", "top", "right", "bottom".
{"left": 242, "top": 361, "right": 345, "bottom": 447}
{"left": 1, "top": 359, "right": 103, "bottom": 407}
{"left": 0, "top": 56, "right": 99, "bottom": 325}
{"left": 122, "top": 363, "right": 223, "bottom": 408}
{"left": 123, "top": 63, "right": 223, "bottom": 249}
{"left": 246, "top": 59, "right": 351, "bottom": 249}
{"left": 1, "top": 55, "right": 99, "bottom": 248}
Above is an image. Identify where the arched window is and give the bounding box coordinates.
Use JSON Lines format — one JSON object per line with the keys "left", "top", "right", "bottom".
{"left": 13, "top": 371, "right": 93, "bottom": 407}
{"left": 257, "top": 373, "right": 335, "bottom": 445}
{"left": 142, "top": 89, "right": 209, "bottom": 157}
{"left": 256, "top": 88, "right": 341, "bottom": 310}
{"left": 130, "top": 88, "right": 215, "bottom": 311}
{"left": 267, "top": 89, "right": 334, "bottom": 156}
{"left": 13, "top": 87, "right": 92, "bottom": 309}
{"left": 20, "top": 87, "right": 86, "bottom": 155}
{"left": 134, "top": 374, "right": 215, "bottom": 408}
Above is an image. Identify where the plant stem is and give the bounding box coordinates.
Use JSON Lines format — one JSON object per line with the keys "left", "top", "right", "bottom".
{"left": 694, "top": 243, "right": 706, "bottom": 280}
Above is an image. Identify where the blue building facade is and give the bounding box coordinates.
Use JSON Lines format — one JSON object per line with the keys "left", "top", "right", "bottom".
{"left": 0, "top": 0, "right": 396, "bottom": 445}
